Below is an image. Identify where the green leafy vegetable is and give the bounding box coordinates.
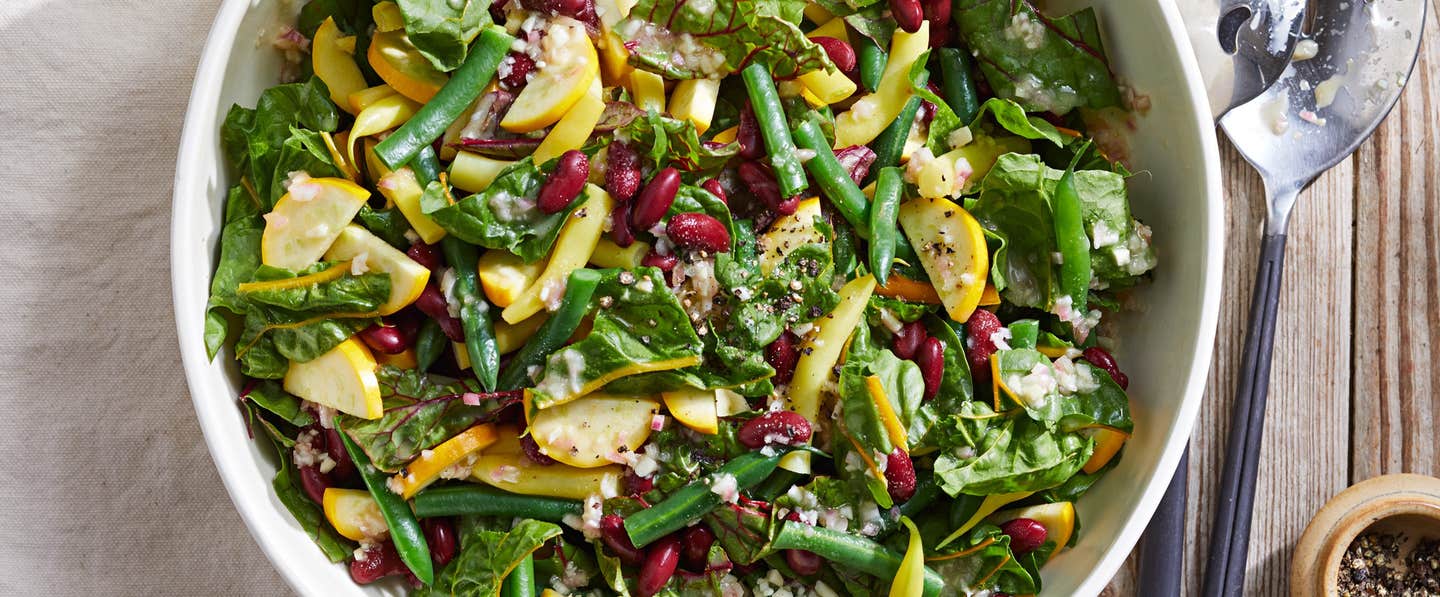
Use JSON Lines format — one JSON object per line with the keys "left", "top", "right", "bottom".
{"left": 926, "top": 523, "right": 1043, "bottom": 594}
{"left": 621, "top": 112, "right": 738, "bottom": 174}
{"left": 423, "top": 159, "right": 581, "bottom": 262}
{"left": 714, "top": 239, "right": 839, "bottom": 351}
{"left": 340, "top": 366, "right": 521, "bottom": 472}
{"left": 616, "top": 0, "right": 832, "bottom": 80}
{"left": 970, "top": 98, "right": 1067, "bottom": 147}
{"left": 220, "top": 78, "right": 340, "bottom": 208}
{"left": 528, "top": 268, "right": 703, "bottom": 409}
{"left": 953, "top": 0, "right": 1122, "bottom": 115}
{"left": 396, "top": 0, "right": 492, "bottom": 72}
{"left": 932, "top": 404, "right": 1094, "bottom": 495}
{"left": 233, "top": 262, "right": 390, "bottom": 378}
{"left": 245, "top": 380, "right": 314, "bottom": 427}
{"left": 245, "top": 400, "right": 355, "bottom": 562}
{"left": 354, "top": 205, "right": 415, "bottom": 249}
{"left": 205, "top": 185, "right": 265, "bottom": 359}
{"left": 421, "top": 519, "right": 563, "bottom": 597}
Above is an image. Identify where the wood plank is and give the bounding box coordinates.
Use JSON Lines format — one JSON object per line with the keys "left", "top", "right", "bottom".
{"left": 1350, "top": 8, "right": 1440, "bottom": 483}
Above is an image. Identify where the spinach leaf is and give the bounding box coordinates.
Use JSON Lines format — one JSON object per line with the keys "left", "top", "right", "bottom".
{"left": 970, "top": 98, "right": 1067, "bottom": 147}
{"left": 528, "top": 268, "right": 703, "bottom": 409}
{"left": 714, "top": 242, "right": 839, "bottom": 350}
{"left": 245, "top": 380, "right": 314, "bottom": 427}
{"left": 838, "top": 341, "right": 924, "bottom": 455}
{"left": 953, "top": 0, "right": 1122, "bottom": 115}
{"left": 904, "top": 53, "right": 965, "bottom": 155}
{"left": 996, "top": 348, "right": 1136, "bottom": 431}
{"left": 420, "top": 518, "right": 563, "bottom": 597}
{"left": 621, "top": 112, "right": 738, "bottom": 174}
{"left": 971, "top": 155, "right": 1057, "bottom": 309}
{"left": 233, "top": 262, "right": 391, "bottom": 378}
{"left": 245, "top": 400, "right": 356, "bottom": 562}
{"left": 396, "top": 0, "right": 491, "bottom": 72}
{"left": 423, "top": 158, "right": 580, "bottom": 262}
{"left": 220, "top": 78, "right": 340, "bottom": 207}
{"left": 616, "top": 0, "right": 832, "bottom": 80}
{"left": 205, "top": 185, "right": 265, "bottom": 359}
{"left": 354, "top": 205, "right": 413, "bottom": 249}
{"left": 532, "top": 538, "right": 600, "bottom": 594}
{"left": 340, "top": 366, "right": 521, "bottom": 472}
{"left": 604, "top": 324, "right": 775, "bottom": 395}
{"left": 595, "top": 550, "right": 633, "bottom": 595}
{"left": 927, "top": 523, "right": 1042, "bottom": 594}
{"left": 643, "top": 420, "right": 746, "bottom": 494}
{"left": 866, "top": 295, "right": 935, "bottom": 327}
{"left": 932, "top": 409, "right": 1093, "bottom": 495}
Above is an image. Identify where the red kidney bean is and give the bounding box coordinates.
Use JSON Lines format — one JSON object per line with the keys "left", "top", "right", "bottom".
{"left": 776, "top": 195, "right": 800, "bottom": 216}
{"left": 350, "top": 541, "right": 406, "bottom": 584}
{"left": 916, "top": 337, "right": 945, "bottom": 401}
{"left": 641, "top": 250, "right": 678, "bottom": 273}
{"left": 890, "top": 0, "right": 924, "bottom": 33}
{"left": 415, "top": 284, "right": 465, "bottom": 342}
{"left": 737, "top": 105, "right": 764, "bottom": 160}
{"left": 928, "top": 21, "right": 953, "bottom": 48}
{"left": 884, "top": 448, "right": 917, "bottom": 503}
{"left": 965, "top": 309, "right": 1003, "bottom": 384}
{"left": 918, "top": 82, "right": 944, "bottom": 125}
{"left": 892, "top": 320, "right": 927, "bottom": 360}
{"left": 605, "top": 142, "right": 642, "bottom": 201}
{"left": 610, "top": 201, "right": 637, "bottom": 248}
{"left": 666, "top": 213, "right": 731, "bottom": 253}
{"left": 811, "top": 36, "right": 857, "bottom": 74}
{"left": 406, "top": 241, "right": 442, "bottom": 271}
{"left": 637, "top": 535, "right": 682, "bottom": 597}
{"left": 700, "top": 178, "right": 727, "bottom": 204}
{"left": 358, "top": 324, "right": 409, "bottom": 355}
{"left": 624, "top": 468, "right": 655, "bottom": 496}
{"left": 786, "top": 547, "right": 823, "bottom": 576}
{"left": 1082, "top": 347, "right": 1130, "bottom": 389}
{"left": 737, "top": 410, "right": 812, "bottom": 449}
{"left": 500, "top": 52, "right": 536, "bottom": 89}
{"left": 601, "top": 514, "right": 646, "bottom": 565}
{"left": 519, "top": 434, "right": 556, "bottom": 465}
{"left": 322, "top": 426, "right": 357, "bottom": 483}
{"left": 765, "top": 331, "right": 800, "bottom": 385}
{"left": 737, "top": 161, "right": 783, "bottom": 212}
{"left": 680, "top": 526, "right": 716, "bottom": 571}
{"left": 631, "top": 167, "right": 681, "bottom": 232}
{"left": 298, "top": 464, "right": 331, "bottom": 504}
{"left": 922, "top": 0, "right": 951, "bottom": 25}
{"left": 834, "top": 145, "right": 877, "bottom": 185}
{"left": 1000, "top": 518, "right": 1048, "bottom": 556}
{"left": 538, "top": 150, "right": 589, "bottom": 214}
{"left": 423, "top": 518, "right": 459, "bottom": 567}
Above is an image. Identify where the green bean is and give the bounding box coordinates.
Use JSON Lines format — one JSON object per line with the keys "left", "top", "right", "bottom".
{"left": 740, "top": 64, "right": 808, "bottom": 199}
{"left": 496, "top": 268, "right": 602, "bottom": 391}
{"left": 624, "top": 451, "right": 782, "bottom": 548}
{"left": 792, "top": 117, "right": 870, "bottom": 238}
{"left": 855, "top": 36, "right": 887, "bottom": 93}
{"left": 867, "top": 71, "right": 928, "bottom": 183}
{"left": 410, "top": 144, "right": 444, "bottom": 186}
{"left": 413, "top": 485, "right": 582, "bottom": 522}
{"left": 750, "top": 468, "right": 804, "bottom": 502}
{"left": 441, "top": 238, "right": 500, "bottom": 390}
{"left": 868, "top": 167, "right": 903, "bottom": 286}
{"left": 375, "top": 27, "right": 513, "bottom": 170}
{"left": 1053, "top": 168, "right": 1092, "bottom": 312}
{"left": 414, "top": 318, "right": 446, "bottom": 372}
{"left": 938, "top": 48, "right": 981, "bottom": 123}
{"left": 1007, "top": 319, "right": 1040, "bottom": 350}
{"left": 500, "top": 554, "right": 535, "bottom": 597}
{"left": 336, "top": 426, "right": 433, "bottom": 585}
{"left": 770, "top": 522, "right": 944, "bottom": 597}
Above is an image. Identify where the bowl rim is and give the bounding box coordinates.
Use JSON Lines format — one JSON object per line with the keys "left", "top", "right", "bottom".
{"left": 171, "top": 0, "right": 1224, "bottom": 594}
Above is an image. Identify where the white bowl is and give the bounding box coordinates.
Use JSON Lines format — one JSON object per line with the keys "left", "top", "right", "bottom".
{"left": 171, "top": 1, "right": 1222, "bottom": 594}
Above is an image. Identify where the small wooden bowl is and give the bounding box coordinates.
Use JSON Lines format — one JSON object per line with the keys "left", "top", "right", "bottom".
{"left": 1291, "top": 474, "right": 1440, "bottom": 596}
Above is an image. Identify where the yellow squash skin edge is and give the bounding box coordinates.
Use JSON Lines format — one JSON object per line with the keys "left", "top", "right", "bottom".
{"left": 312, "top": 18, "right": 369, "bottom": 113}
{"left": 891, "top": 517, "right": 926, "bottom": 597}
{"left": 391, "top": 424, "right": 499, "bottom": 498}
{"left": 833, "top": 22, "right": 929, "bottom": 148}
{"left": 781, "top": 274, "right": 877, "bottom": 473}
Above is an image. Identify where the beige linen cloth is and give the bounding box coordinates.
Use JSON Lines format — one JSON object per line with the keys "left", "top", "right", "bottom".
{"left": 0, "top": 1, "right": 291, "bottom": 594}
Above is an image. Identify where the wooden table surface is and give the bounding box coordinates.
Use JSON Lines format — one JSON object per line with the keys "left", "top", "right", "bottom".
{"left": 1101, "top": 6, "right": 1440, "bottom": 596}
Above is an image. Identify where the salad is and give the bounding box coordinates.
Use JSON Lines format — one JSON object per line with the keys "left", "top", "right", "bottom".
{"left": 205, "top": 0, "right": 1156, "bottom": 594}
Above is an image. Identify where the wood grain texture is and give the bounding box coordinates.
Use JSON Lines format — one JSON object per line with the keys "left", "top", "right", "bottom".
{"left": 1350, "top": 8, "right": 1440, "bottom": 484}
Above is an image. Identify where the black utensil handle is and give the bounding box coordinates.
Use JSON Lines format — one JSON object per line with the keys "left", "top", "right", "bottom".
{"left": 1137, "top": 449, "right": 1188, "bottom": 597}
{"left": 1201, "top": 232, "right": 1289, "bottom": 597}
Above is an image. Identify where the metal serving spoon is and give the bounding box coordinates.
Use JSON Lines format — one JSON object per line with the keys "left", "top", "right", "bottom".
{"left": 1201, "top": 0, "right": 1426, "bottom": 594}
{"left": 1136, "top": 1, "right": 1305, "bottom": 594}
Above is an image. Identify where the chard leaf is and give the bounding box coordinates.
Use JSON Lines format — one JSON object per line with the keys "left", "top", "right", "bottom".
{"left": 926, "top": 523, "right": 1042, "bottom": 594}
{"left": 233, "top": 262, "right": 391, "bottom": 378}
{"left": 714, "top": 239, "right": 840, "bottom": 350}
{"left": 266, "top": 127, "right": 346, "bottom": 208}
{"left": 397, "top": 0, "right": 492, "bottom": 72}
{"left": 703, "top": 500, "right": 773, "bottom": 565}
{"left": 205, "top": 185, "right": 265, "bottom": 359}
{"left": 603, "top": 324, "right": 775, "bottom": 395}
{"left": 616, "top": 0, "right": 832, "bottom": 80}
{"left": 340, "top": 366, "right": 521, "bottom": 472}
{"left": 953, "top": 0, "right": 1121, "bottom": 115}
{"left": 970, "top": 97, "right": 1067, "bottom": 147}
{"left": 620, "top": 112, "right": 738, "bottom": 174}
{"left": 838, "top": 337, "right": 923, "bottom": 455}
{"left": 220, "top": 78, "right": 340, "bottom": 207}
{"left": 423, "top": 158, "right": 580, "bottom": 262}
{"left": 420, "top": 519, "right": 563, "bottom": 597}
{"left": 244, "top": 400, "right": 356, "bottom": 562}
{"left": 528, "top": 268, "right": 703, "bottom": 409}
{"left": 932, "top": 411, "right": 1093, "bottom": 495}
